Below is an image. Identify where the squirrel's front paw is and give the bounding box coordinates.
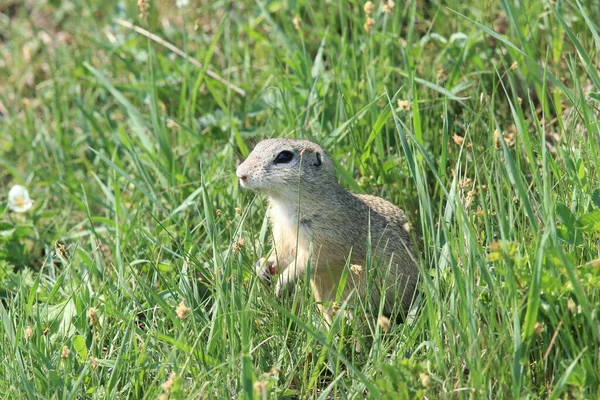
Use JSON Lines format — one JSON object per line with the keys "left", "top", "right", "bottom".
{"left": 275, "top": 275, "right": 294, "bottom": 298}
{"left": 256, "top": 258, "right": 277, "bottom": 284}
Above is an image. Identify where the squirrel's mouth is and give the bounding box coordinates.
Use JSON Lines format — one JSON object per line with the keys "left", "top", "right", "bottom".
{"left": 237, "top": 175, "right": 259, "bottom": 190}
{"left": 238, "top": 178, "right": 271, "bottom": 192}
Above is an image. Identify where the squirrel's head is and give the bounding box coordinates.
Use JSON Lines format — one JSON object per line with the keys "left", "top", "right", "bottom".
{"left": 236, "top": 139, "right": 337, "bottom": 199}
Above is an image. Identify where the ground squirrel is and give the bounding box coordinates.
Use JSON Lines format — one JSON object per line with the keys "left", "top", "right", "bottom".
{"left": 236, "top": 138, "right": 419, "bottom": 323}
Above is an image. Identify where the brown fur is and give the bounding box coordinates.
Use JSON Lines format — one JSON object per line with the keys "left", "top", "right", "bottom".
{"left": 236, "top": 139, "right": 419, "bottom": 323}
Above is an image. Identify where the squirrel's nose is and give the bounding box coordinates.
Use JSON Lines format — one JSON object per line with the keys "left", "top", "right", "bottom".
{"left": 236, "top": 166, "right": 248, "bottom": 182}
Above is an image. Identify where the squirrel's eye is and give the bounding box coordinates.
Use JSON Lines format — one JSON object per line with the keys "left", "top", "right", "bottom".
{"left": 274, "top": 150, "right": 294, "bottom": 164}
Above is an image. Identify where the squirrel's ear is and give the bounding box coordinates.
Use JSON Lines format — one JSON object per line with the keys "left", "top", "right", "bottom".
{"left": 313, "top": 152, "right": 322, "bottom": 167}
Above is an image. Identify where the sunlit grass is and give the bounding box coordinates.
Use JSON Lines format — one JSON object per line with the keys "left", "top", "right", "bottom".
{"left": 1, "top": 0, "right": 599, "bottom": 398}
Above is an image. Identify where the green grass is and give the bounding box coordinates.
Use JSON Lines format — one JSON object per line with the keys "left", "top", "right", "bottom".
{"left": 1, "top": 0, "right": 599, "bottom": 398}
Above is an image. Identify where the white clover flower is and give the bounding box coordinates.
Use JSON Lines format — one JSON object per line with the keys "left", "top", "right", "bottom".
{"left": 7, "top": 185, "right": 34, "bottom": 213}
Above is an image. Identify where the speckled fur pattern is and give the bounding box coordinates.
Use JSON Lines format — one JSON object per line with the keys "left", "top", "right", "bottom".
{"left": 236, "top": 138, "right": 419, "bottom": 323}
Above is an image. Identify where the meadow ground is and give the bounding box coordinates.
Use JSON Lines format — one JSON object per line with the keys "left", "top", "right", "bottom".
{"left": 1, "top": 0, "right": 599, "bottom": 398}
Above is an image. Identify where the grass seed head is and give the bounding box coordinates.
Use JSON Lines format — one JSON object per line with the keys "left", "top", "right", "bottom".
{"left": 162, "top": 372, "right": 177, "bottom": 393}
{"left": 254, "top": 380, "right": 268, "bottom": 396}
{"left": 350, "top": 264, "right": 363, "bottom": 275}
{"left": 397, "top": 99, "right": 410, "bottom": 111}
{"left": 61, "top": 345, "right": 71, "bottom": 360}
{"left": 137, "top": 0, "right": 149, "bottom": 19}
{"left": 567, "top": 298, "right": 577, "bottom": 314}
{"left": 453, "top": 134, "right": 464, "bottom": 146}
{"left": 364, "top": 17, "right": 375, "bottom": 33}
{"left": 534, "top": 322, "right": 545, "bottom": 335}
{"left": 378, "top": 315, "right": 391, "bottom": 332}
{"left": 383, "top": 1, "right": 395, "bottom": 14}
{"left": 24, "top": 326, "right": 33, "bottom": 340}
{"left": 88, "top": 307, "right": 97, "bottom": 325}
{"left": 176, "top": 301, "right": 191, "bottom": 320}
{"left": 419, "top": 372, "right": 431, "bottom": 388}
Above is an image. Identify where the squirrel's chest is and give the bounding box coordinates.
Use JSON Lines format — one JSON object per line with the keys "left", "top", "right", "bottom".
{"left": 268, "top": 201, "right": 312, "bottom": 251}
